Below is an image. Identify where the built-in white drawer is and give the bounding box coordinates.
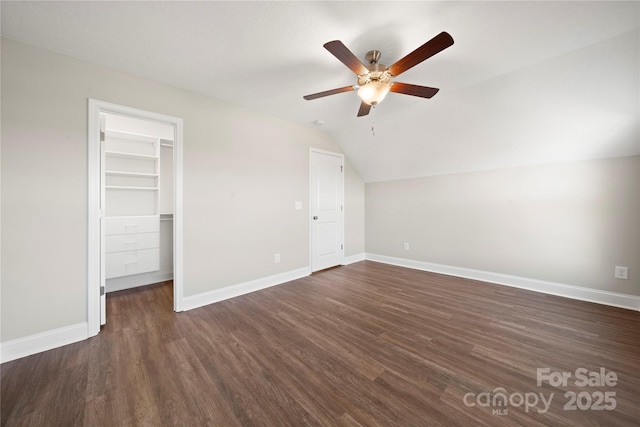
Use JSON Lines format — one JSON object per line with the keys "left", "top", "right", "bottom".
{"left": 106, "top": 215, "right": 159, "bottom": 235}
{"left": 105, "top": 248, "right": 160, "bottom": 279}
{"left": 105, "top": 232, "right": 159, "bottom": 254}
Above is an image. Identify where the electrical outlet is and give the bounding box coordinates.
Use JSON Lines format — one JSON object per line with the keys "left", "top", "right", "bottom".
{"left": 403, "top": 242, "right": 410, "bottom": 251}
{"left": 274, "top": 253, "right": 281, "bottom": 263}
{"left": 614, "top": 266, "right": 628, "bottom": 280}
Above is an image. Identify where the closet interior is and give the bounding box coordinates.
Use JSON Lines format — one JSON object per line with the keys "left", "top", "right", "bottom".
{"left": 102, "top": 113, "right": 174, "bottom": 293}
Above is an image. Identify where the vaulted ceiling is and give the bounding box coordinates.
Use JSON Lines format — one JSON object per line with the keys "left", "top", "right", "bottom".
{"left": 2, "top": 1, "right": 638, "bottom": 182}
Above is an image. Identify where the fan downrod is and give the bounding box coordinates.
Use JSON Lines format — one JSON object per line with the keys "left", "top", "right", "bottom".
{"left": 365, "top": 50, "right": 382, "bottom": 65}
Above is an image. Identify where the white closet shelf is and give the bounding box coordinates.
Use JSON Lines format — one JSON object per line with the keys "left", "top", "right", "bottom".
{"left": 105, "top": 186, "right": 159, "bottom": 191}
{"left": 105, "top": 150, "right": 159, "bottom": 160}
{"left": 105, "top": 171, "right": 159, "bottom": 178}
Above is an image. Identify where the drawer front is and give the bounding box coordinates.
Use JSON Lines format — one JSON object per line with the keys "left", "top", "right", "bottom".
{"left": 106, "top": 215, "right": 159, "bottom": 235}
{"left": 105, "top": 232, "right": 159, "bottom": 254}
{"left": 106, "top": 248, "right": 160, "bottom": 279}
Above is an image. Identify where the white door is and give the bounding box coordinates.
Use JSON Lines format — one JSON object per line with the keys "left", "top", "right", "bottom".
{"left": 310, "top": 149, "right": 344, "bottom": 272}
{"left": 99, "top": 115, "right": 107, "bottom": 325}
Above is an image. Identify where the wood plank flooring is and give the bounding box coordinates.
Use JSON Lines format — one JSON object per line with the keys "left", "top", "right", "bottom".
{"left": 2, "top": 261, "right": 639, "bottom": 426}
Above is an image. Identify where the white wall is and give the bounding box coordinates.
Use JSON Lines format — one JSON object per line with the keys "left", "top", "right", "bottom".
{"left": 1, "top": 39, "right": 365, "bottom": 343}
{"left": 344, "top": 157, "right": 365, "bottom": 259}
{"left": 366, "top": 156, "right": 639, "bottom": 296}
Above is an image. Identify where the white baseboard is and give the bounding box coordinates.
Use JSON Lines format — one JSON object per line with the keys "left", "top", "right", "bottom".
{"left": 365, "top": 253, "right": 640, "bottom": 311}
{"left": 343, "top": 252, "right": 365, "bottom": 265}
{"left": 107, "top": 271, "right": 173, "bottom": 293}
{"left": 182, "top": 267, "right": 310, "bottom": 311}
{"left": 1, "top": 322, "right": 88, "bottom": 364}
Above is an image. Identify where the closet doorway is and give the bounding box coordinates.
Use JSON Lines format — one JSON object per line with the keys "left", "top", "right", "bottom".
{"left": 88, "top": 100, "right": 183, "bottom": 336}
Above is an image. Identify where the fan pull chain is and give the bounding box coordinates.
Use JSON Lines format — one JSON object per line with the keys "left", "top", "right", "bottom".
{"left": 371, "top": 105, "right": 376, "bottom": 136}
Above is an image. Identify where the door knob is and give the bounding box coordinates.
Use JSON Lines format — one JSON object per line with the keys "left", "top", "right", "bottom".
{"left": 313, "top": 216, "right": 318, "bottom": 220}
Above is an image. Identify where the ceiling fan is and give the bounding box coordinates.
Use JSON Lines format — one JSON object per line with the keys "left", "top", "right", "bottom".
{"left": 303, "top": 32, "right": 454, "bottom": 117}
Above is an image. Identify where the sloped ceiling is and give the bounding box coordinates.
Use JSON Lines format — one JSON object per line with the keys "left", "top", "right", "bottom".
{"left": 2, "top": 1, "right": 638, "bottom": 182}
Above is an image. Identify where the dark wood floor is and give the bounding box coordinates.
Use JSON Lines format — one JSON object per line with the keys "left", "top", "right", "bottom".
{"left": 2, "top": 261, "right": 639, "bottom": 426}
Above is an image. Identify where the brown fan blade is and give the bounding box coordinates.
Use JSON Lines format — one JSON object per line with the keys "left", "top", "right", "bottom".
{"left": 303, "top": 85, "right": 356, "bottom": 100}
{"left": 390, "top": 82, "right": 440, "bottom": 99}
{"left": 388, "top": 32, "right": 454, "bottom": 77}
{"left": 324, "top": 40, "right": 369, "bottom": 75}
{"left": 357, "top": 101, "right": 372, "bottom": 117}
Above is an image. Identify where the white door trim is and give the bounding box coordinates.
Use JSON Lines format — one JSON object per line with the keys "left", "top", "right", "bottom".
{"left": 87, "top": 99, "right": 184, "bottom": 337}
{"left": 309, "top": 148, "right": 345, "bottom": 272}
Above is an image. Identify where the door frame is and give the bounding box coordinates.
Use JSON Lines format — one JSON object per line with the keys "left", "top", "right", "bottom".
{"left": 87, "top": 99, "right": 184, "bottom": 336}
{"left": 309, "top": 148, "right": 345, "bottom": 272}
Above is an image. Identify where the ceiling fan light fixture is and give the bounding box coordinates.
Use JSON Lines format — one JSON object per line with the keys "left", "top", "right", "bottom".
{"left": 304, "top": 33, "right": 454, "bottom": 116}
{"left": 358, "top": 80, "right": 391, "bottom": 106}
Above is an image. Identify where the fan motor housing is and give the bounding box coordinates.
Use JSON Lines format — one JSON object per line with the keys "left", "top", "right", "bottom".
{"left": 358, "top": 50, "right": 391, "bottom": 86}
{"left": 358, "top": 64, "right": 390, "bottom": 86}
